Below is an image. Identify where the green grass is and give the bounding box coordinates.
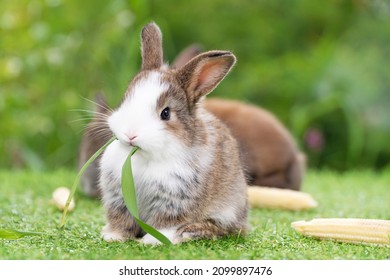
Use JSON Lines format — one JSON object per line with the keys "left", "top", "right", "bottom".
{"left": 0, "top": 169, "right": 389, "bottom": 260}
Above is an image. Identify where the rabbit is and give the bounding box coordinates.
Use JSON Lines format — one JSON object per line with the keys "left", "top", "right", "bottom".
{"left": 78, "top": 44, "right": 305, "bottom": 201}
{"left": 98, "top": 22, "right": 248, "bottom": 244}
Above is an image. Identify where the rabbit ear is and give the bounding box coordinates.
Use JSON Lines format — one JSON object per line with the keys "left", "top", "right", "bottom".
{"left": 176, "top": 51, "right": 236, "bottom": 104}
{"left": 171, "top": 44, "right": 203, "bottom": 69}
{"left": 141, "top": 22, "right": 163, "bottom": 71}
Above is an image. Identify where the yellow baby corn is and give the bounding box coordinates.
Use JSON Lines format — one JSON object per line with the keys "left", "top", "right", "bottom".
{"left": 292, "top": 218, "right": 390, "bottom": 246}
{"left": 247, "top": 186, "right": 318, "bottom": 211}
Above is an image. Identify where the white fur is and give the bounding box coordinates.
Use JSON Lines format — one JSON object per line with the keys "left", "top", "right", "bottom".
{"left": 108, "top": 71, "right": 169, "bottom": 149}
{"left": 100, "top": 138, "right": 209, "bottom": 221}
{"left": 101, "top": 225, "right": 126, "bottom": 242}
{"left": 209, "top": 204, "right": 239, "bottom": 227}
{"left": 100, "top": 140, "right": 130, "bottom": 209}
{"left": 140, "top": 227, "right": 181, "bottom": 245}
{"left": 101, "top": 140, "right": 130, "bottom": 182}
{"left": 101, "top": 139, "right": 194, "bottom": 192}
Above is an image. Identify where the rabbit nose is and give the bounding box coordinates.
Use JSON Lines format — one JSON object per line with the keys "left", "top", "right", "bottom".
{"left": 128, "top": 135, "right": 138, "bottom": 143}
{"left": 124, "top": 133, "right": 138, "bottom": 145}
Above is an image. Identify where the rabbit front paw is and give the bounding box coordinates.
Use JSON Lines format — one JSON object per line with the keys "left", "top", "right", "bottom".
{"left": 140, "top": 227, "right": 182, "bottom": 245}
{"left": 101, "top": 224, "right": 128, "bottom": 242}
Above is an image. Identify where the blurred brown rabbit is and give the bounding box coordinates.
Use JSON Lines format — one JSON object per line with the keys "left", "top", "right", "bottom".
{"left": 78, "top": 44, "right": 305, "bottom": 199}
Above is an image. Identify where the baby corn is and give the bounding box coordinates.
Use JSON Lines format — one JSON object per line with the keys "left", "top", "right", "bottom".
{"left": 292, "top": 218, "right": 390, "bottom": 246}
{"left": 247, "top": 186, "right": 318, "bottom": 211}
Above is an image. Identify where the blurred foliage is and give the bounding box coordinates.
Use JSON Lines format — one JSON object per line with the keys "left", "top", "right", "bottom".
{"left": 0, "top": 0, "right": 389, "bottom": 171}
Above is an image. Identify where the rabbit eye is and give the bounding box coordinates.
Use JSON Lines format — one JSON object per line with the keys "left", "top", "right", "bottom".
{"left": 160, "top": 107, "right": 170, "bottom": 121}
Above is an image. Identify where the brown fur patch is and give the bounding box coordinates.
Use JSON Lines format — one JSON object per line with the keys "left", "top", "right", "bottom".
{"left": 155, "top": 72, "right": 209, "bottom": 147}
{"left": 141, "top": 22, "right": 163, "bottom": 71}
{"left": 177, "top": 220, "right": 232, "bottom": 240}
{"left": 106, "top": 204, "right": 143, "bottom": 239}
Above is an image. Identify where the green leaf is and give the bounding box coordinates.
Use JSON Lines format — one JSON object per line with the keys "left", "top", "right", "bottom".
{"left": 121, "top": 148, "right": 172, "bottom": 245}
{"left": 134, "top": 218, "right": 173, "bottom": 245}
{"left": 121, "top": 147, "right": 140, "bottom": 218}
{"left": 0, "top": 229, "right": 42, "bottom": 240}
{"left": 60, "top": 135, "right": 117, "bottom": 228}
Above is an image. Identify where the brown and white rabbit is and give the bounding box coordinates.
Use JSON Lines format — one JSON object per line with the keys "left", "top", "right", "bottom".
{"left": 98, "top": 22, "right": 248, "bottom": 244}
{"left": 78, "top": 44, "right": 305, "bottom": 201}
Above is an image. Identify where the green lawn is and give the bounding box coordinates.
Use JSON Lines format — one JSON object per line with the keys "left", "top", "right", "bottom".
{"left": 0, "top": 169, "right": 389, "bottom": 260}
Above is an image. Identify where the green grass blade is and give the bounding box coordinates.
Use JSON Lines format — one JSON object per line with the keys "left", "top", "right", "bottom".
{"left": 121, "top": 148, "right": 172, "bottom": 245}
{"left": 0, "top": 229, "right": 42, "bottom": 240}
{"left": 134, "top": 218, "right": 173, "bottom": 245}
{"left": 121, "top": 147, "right": 140, "bottom": 218}
{"left": 60, "top": 135, "right": 117, "bottom": 228}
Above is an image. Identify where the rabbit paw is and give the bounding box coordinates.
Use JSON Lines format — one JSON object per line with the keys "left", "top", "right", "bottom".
{"left": 140, "top": 228, "right": 182, "bottom": 245}
{"left": 101, "top": 224, "right": 128, "bottom": 242}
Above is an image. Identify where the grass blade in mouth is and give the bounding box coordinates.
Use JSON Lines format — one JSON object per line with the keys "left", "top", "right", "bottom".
{"left": 121, "top": 147, "right": 172, "bottom": 245}
{"left": 60, "top": 135, "right": 117, "bottom": 228}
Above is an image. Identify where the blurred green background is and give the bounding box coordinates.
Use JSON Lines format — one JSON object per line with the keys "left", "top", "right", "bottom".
{"left": 1, "top": 0, "right": 389, "bottom": 171}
